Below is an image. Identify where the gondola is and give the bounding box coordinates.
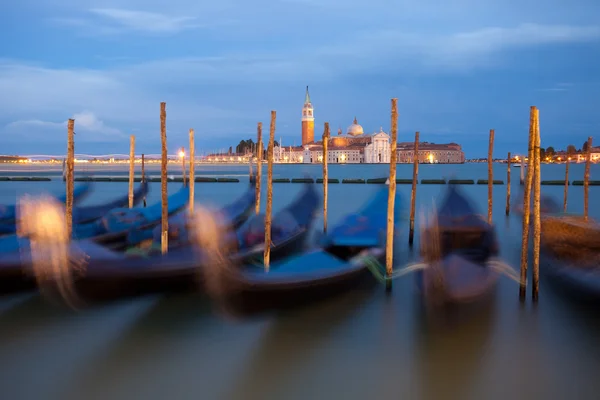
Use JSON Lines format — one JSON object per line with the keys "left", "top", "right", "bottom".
{"left": 416, "top": 184, "right": 500, "bottom": 307}
{"left": 511, "top": 188, "right": 562, "bottom": 216}
{"left": 74, "top": 184, "right": 191, "bottom": 249}
{"left": 0, "top": 184, "right": 188, "bottom": 254}
{"left": 125, "top": 183, "right": 256, "bottom": 250}
{"left": 72, "top": 179, "right": 149, "bottom": 225}
{"left": 0, "top": 181, "right": 93, "bottom": 234}
{"left": 0, "top": 183, "right": 317, "bottom": 301}
{"left": 203, "top": 185, "right": 402, "bottom": 317}
{"left": 539, "top": 214, "right": 600, "bottom": 302}
{"left": 0, "top": 180, "right": 149, "bottom": 237}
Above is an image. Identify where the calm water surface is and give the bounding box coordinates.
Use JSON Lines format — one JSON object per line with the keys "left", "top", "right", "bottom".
{"left": 1, "top": 163, "right": 599, "bottom": 400}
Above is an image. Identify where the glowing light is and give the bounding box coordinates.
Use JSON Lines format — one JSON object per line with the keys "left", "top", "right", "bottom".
{"left": 179, "top": 150, "right": 185, "bottom": 158}
{"left": 428, "top": 153, "right": 434, "bottom": 163}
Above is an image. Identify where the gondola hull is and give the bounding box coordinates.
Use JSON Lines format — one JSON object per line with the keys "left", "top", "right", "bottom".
{"left": 417, "top": 184, "right": 500, "bottom": 309}
{"left": 204, "top": 185, "right": 401, "bottom": 317}
{"left": 0, "top": 182, "right": 93, "bottom": 234}
{"left": 207, "top": 249, "right": 384, "bottom": 317}
{"left": 417, "top": 253, "right": 499, "bottom": 307}
{"left": 0, "top": 184, "right": 315, "bottom": 301}
{"left": 539, "top": 216, "right": 600, "bottom": 303}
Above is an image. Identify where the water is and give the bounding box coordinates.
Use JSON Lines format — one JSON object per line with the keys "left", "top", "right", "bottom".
{"left": 1, "top": 163, "right": 599, "bottom": 400}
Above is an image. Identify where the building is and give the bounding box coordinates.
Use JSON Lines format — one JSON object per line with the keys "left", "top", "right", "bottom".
{"left": 301, "top": 86, "right": 314, "bottom": 146}
{"left": 574, "top": 146, "right": 600, "bottom": 163}
{"left": 397, "top": 142, "right": 465, "bottom": 164}
{"left": 272, "top": 88, "right": 464, "bottom": 164}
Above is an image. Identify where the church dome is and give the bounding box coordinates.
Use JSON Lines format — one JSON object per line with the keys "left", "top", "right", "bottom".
{"left": 346, "top": 117, "right": 364, "bottom": 136}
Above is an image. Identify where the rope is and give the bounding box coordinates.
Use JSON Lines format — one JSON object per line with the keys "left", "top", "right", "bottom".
{"left": 362, "top": 254, "right": 525, "bottom": 285}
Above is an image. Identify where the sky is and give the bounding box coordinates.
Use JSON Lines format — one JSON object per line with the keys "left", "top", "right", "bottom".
{"left": 1, "top": 0, "right": 600, "bottom": 158}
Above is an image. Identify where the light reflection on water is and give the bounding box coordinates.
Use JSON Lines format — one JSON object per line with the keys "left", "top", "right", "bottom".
{"left": 0, "top": 163, "right": 599, "bottom": 400}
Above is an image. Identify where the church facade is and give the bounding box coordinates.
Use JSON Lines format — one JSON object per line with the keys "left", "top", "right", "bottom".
{"left": 273, "top": 87, "right": 464, "bottom": 164}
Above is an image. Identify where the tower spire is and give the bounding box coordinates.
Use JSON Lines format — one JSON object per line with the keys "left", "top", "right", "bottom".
{"left": 305, "top": 86, "right": 311, "bottom": 104}
{"left": 353, "top": 116, "right": 358, "bottom": 124}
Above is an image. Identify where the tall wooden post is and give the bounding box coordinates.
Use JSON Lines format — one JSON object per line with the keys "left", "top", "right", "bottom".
{"left": 141, "top": 153, "right": 146, "bottom": 207}
{"left": 519, "top": 106, "right": 536, "bottom": 300}
{"left": 66, "top": 119, "right": 75, "bottom": 238}
{"left": 488, "top": 129, "right": 495, "bottom": 224}
{"left": 506, "top": 152, "right": 511, "bottom": 216}
{"left": 128, "top": 135, "right": 135, "bottom": 208}
{"left": 256, "top": 122, "right": 263, "bottom": 214}
{"left": 563, "top": 156, "right": 570, "bottom": 212}
{"left": 264, "top": 111, "right": 276, "bottom": 270}
{"left": 189, "top": 129, "right": 195, "bottom": 214}
{"left": 532, "top": 108, "right": 541, "bottom": 301}
{"left": 386, "top": 98, "right": 399, "bottom": 290}
{"left": 408, "top": 131, "right": 420, "bottom": 246}
{"left": 584, "top": 137, "right": 593, "bottom": 222}
{"left": 160, "top": 102, "right": 168, "bottom": 254}
{"left": 180, "top": 147, "right": 187, "bottom": 187}
{"left": 323, "top": 122, "right": 330, "bottom": 233}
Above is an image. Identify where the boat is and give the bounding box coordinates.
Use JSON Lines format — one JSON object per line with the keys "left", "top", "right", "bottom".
{"left": 203, "top": 185, "right": 402, "bottom": 317}
{"left": 72, "top": 179, "right": 149, "bottom": 225}
{"left": 74, "top": 185, "right": 191, "bottom": 248}
{"left": 0, "top": 181, "right": 93, "bottom": 234}
{"left": 511, "top": 188, "right": 562, "bottom": 217}
{"left": 126, "top": 183, "right": 256, "bottom": 250}
{"left": 0, "top": 183, "right": 317, "bottom": 301}
{"left": 539, "top": 214, "right": 600, "bottom": 302}
{"left": 416, "top": 184, "right": 500, "bottom": 308}
{"left": 0, "top": 184, "right": 188, "bottom": 254}
{"left": 0, "top": 180, "right": 149, "bottom": 237}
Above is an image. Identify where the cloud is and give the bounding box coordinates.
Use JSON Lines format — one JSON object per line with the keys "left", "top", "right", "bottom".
{"left": 4, "top": 111, "right": 124, "bottom": 142}
{"left": 3, "top": 0, "right": 600, "bottom": 155}
{"left": 52, "top": 8, "right": 205, "bottom": 35}
{"left": 315, "top": 24, "right": 600, "bottom": 72}
{"left": 89, "top": 8, "right": 200, "bottom": 33}
{"left": 540, "top": 82, "right": 573, "bottom": 92}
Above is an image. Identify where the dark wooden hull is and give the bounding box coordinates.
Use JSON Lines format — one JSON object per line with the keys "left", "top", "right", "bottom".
{"left": 540, "top": 249, "right": 600, "bottom": 303}
{"left": 206, "top": 248, "right": 384, "bottom": 318}
{"left": 418, "top": 185, "right": 500, "bottom": 309}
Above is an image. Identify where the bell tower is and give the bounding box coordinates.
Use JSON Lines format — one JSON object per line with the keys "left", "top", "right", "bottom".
{"left": 301, "top": 86, "right": 314, "bottom": 145}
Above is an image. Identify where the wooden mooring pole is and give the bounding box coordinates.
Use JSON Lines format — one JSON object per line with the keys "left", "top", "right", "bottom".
{"left": 488, "top": 129, "right": 495, "bottom": 224}
{"left": 323, "top": 122, "right": 330, "bottom": 234}
{"left": 66, "top": 119, "right": 75, "bottom": 238}
{"left": 506, "top": 152, "right": 511, "bottom": 216}
{"left": 256, "top": 122, "right": 263, "bottom": 215}
{"left": 519, "top": 106, "right": 536, "bottom": 301}
{"left": 386, "top": 98, "right": 399, "bottom": 290}
{"left": 141, "top": 153, "right": 147, "bottom": 207}
{"left": 584, "top": 136, "right": 593, "bottom": 222}
{"left": 128, "top": 135, "right": 135, "bottom": 208}
{"left": 264, "top": 111, "right": 276, "bottom": 270}
{"left": 189, "top": 129, "right": 195, "bottom": 214}
{"left": 532, "top": 108, "right": 541, "bottom": 301}
{"left": 408, "top": 131, "right": 419, "bottom": 247}
{"left": 160, "top": 102, "right": 168, "bottom": 254}
{"left": 563, "top": 155, "right": 570, "bottom": 212}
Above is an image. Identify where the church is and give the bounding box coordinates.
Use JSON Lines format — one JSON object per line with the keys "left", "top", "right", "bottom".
{"left": 273, "top": 87, "right": 391, "bottom": 164}
{"left": 273, "top": 87, "right": 465, "bottom": 164}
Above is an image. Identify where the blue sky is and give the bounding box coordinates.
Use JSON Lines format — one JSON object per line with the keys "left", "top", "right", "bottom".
{"left": 1, "top": 0, "right": 599, "bottom": 158}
